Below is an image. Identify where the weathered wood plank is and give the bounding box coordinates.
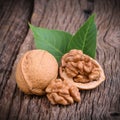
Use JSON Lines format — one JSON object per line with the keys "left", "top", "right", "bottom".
{"left": 91, "top": 1, "right": 120, "bottom": 119}
{"left": 0, "top": 0, "right": 120, "bottom": 120}
{"left": 0, "top": 0, "right": 33, "bottom": 120}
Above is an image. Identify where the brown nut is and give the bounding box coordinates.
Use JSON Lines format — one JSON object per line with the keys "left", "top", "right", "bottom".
{"left": 15, "top": 50, "right": 58, "bottom": 95}
{"left": 60, "top": 49, "right": 105, "bottom": 90}
{"left": 46, "top": 79, "right": 81, "bottom": 105}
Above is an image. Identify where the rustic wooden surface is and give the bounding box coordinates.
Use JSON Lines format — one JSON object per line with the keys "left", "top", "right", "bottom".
{"left": 0, "top": 0, "right": 120, "bottom": 120}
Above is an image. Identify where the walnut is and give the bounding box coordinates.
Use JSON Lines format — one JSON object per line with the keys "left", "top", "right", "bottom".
{"left": 46, "top": 79, "right": 81, "bottom": 105}
{"left": 15, "top": 50, "right": 58, "bottom": 95}
{"left": 60, "top": 49, "right": 105, "bottom": 90}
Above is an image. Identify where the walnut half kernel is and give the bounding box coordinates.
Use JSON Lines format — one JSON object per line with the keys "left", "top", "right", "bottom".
{"left": 60, "top": 49, "right": 105, "bottom": 90}
{"left": 46, "top": 79, "right": 81, "bottom": 105}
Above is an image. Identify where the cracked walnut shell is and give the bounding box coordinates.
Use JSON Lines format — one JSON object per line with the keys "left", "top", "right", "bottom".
{"left": 15, "top": 50, "right": 58, "bottom": 95}
{"left": 46, "top": 79, "right": 80, "bottom": 105}
{"left": 60, "top": 49, "right": 105, "bottom": 90}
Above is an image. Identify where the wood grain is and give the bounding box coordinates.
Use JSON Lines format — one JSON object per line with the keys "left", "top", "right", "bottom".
{"left": 0, "top": 0, "right": 33, "bottom": 120}
{"left": 0, "top": 0, "right": 120, "bottom": 120}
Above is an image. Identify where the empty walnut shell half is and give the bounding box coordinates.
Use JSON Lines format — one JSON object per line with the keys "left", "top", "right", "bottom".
{"left": 60, "top": 49, "right": 105, "bottom": 90}
{"left": 15, "top": 50, "right": 58, "bottom": 95}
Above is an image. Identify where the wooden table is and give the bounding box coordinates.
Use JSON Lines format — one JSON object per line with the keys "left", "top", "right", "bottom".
{"left": 0, "top": 0, "right": 120, "bottom": 120}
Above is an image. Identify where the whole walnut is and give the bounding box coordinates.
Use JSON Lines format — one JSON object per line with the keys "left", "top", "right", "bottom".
{"left": 60, "top": 49, "right": 105, "bottom": 90}
{"left": 15, "top": 50, "right": 58, "bottom": 95}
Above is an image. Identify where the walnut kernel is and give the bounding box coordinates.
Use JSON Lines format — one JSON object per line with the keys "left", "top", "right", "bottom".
{"left": 60, "top": 49, "right": 105, "bottom": 90}
{"left": 46, "top": 79, "right": 81, "bottom": 105}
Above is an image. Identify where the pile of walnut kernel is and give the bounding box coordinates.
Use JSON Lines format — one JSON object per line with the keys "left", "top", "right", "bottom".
{"left": 16, "top": 49, "right": 105, "bottom": 105}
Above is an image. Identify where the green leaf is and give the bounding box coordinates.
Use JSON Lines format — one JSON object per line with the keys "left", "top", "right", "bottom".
{"left": 67, "top": 14, "right": 97, "bottom": 58}
{"left": 29, "top": 24, "right": 72, "bottom": 62}
{"left": 29, "top": 14, "right": 97, "bottom": 61}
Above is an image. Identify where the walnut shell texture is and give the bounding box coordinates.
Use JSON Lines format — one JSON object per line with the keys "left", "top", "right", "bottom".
{"left": 15, "top": 50, "right": 58, "bottom": 95}
{"left": 60, "top": 49, "right": 105, "bottom": 90}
